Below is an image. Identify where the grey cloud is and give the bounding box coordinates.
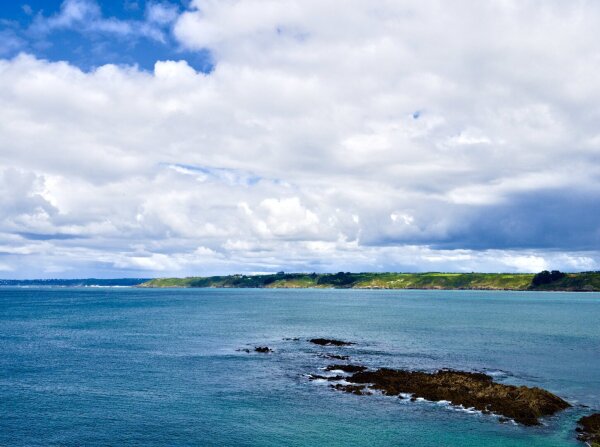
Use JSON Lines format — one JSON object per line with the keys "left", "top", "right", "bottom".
{"left": 439, "top": 190, "right": 600, "bottom": 251}
{"left": 17, "top": 232, "right": 86, "bottom": 241}
{"left": 358, "top": 189, "right": 600, "bottom": 252}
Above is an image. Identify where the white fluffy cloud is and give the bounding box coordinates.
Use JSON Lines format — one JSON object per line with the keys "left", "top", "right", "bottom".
{"left": 1, "top": 0, "right": 600, "bottom": 277}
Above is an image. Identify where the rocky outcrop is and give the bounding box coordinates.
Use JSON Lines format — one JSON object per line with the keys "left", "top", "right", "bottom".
{"left": 577, "top": 413, "right": 600, "bottom": 446}
{"left": 309, "top": 338, "right": 354, "bottom": 346}
{"left": 255, "top": 346, "right": 272, "bottom": 353}
{"left": 330, "top": 367, "right": 570, "bottom": 426}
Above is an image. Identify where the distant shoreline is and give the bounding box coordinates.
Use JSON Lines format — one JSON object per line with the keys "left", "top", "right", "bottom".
{"left": 0, "top": 279, "right": 150, "bottom": 287}
{"left": 2, "top": 271, "right": 599, "bottom": 291}
{"left": 138, "top": 271, "right": 600, "bottom": 292}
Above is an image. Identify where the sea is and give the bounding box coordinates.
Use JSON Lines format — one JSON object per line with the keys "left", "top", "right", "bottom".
{"left": 1, "top": 287, "right": 599, "bottom": 446}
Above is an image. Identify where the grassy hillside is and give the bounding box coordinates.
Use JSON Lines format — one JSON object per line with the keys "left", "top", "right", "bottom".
{"left": 139, "top": 277, "right": 197, "bottom": 287}
{"left": 350, "top": 272, "right": 534, "bottom": 290}
{"left": 138, "top": 271, "right": 600, "bottom": 291}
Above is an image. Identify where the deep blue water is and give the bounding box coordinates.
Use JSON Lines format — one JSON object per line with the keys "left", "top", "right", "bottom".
{"left": 1, "top": 287, "right": 599, "bottom": 446}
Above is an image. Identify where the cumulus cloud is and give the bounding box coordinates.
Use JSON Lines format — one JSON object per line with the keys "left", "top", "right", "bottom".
{"left": 1, "top": 0, "right": 599, "bottom": 277}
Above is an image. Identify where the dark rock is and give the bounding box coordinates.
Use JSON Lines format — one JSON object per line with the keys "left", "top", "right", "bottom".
{"left": 255, "top": 346, "right": 272, "bottom": 353}
{"left": 325, "top": 364, "right": 367, "bottom": 373}
{"left": 236, "top": 348, "right": 251, "bottom": 353}
{"left": 337, "top": 368, "right": 570, "bottom": 426}
{"left": 331, "top": 384, "right": 370, "bottom": 395}
{"left": 283, "top": 337, "right": 300, "bottom": 341}
{"left": 309, "top": 338, "right": 354, "bottom": 346}
{"left": 576, "top": 413, "right": 600, "bottom": 446}
{"left": 321, "top": 353, "right": 350, "bottom": 360}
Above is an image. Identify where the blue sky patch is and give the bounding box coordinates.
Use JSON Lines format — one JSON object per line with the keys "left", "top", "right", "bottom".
{"left": 168, "top": 163, "right": 266, "bottom": 187}
{"left": 0, "top": 0, "right": 212, "bottom": 72}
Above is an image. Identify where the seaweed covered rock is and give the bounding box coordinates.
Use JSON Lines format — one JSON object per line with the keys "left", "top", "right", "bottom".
{"left": 338, "top": 368, "right": 570, "bottom": 426}
{"left": 309, "top": 338, "right": 354, "bottom": 346}
{"left": 577, "top": 413, "right": 600, "bottom": 446}
{"left": 331, "top": 383, "right": 370, "bottom": 395}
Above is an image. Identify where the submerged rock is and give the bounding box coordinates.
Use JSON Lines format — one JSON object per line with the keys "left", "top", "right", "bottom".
{"left": 308, "top": 374, "right": 345, "bottom": 381}
{"left": 576, "top": 413, "right": 600, "bottom": 446}
{"left": 322, "top": 353, "right": 350, "bottom": 360}
{"left": 309, "top": 338, "right": 354, "bottom": 346}
{"left": 325, "top": 364, "right": 367, "bottom": 373}
{"left": 254, "top": 346, "right": 272, "bottom": 353}
{"left": 333, "top": 367, "right": 570, "bottom": 426}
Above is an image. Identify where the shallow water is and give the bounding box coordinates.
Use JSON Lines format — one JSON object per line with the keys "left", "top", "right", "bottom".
{"left": 1, "top": 287, "right": 599, "bottom": 446}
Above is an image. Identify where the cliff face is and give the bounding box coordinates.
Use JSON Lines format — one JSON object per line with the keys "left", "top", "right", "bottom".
{"left": 139, "top": 272, "right": 600, "bottom": 291}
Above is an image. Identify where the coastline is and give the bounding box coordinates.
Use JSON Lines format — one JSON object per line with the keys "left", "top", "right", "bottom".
{"left": 138, "top": 271, "right": 600, "bottom": 292}
{"left": 136, "top": 285, "right": 600, "bottom": 292}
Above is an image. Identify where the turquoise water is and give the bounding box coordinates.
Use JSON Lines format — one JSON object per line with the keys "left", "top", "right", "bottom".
{"left": 1, "top": 288, "right": 599, "bottom": 446}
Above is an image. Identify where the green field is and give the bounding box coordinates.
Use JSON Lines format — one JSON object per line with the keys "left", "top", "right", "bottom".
{"left": 139, "top": 271, "right": 600, "bottom": 291}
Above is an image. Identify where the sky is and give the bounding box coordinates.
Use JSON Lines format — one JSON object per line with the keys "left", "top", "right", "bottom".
{"left": 1, "top": 0, "right": 599, "bottom": 278}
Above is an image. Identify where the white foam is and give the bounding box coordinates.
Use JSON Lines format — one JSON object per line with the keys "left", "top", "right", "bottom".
{"left": 366, "top": 388, "right": 386, "bottom": 397}
{"left": 485, "top": 370, "right": 508, "bottom": 377}
{"left": 354, "top": 387, "right": 516, "bottom": 424}
{"left": 451, "top": 405, "right": 483, "bottom": 415}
